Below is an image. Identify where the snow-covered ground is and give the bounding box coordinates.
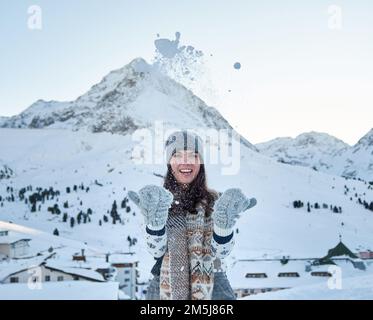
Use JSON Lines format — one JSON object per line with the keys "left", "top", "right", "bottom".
{"left": 244, "top": 273, "right": 373, "bottom": 300}
{"left": 1, "top": 127, "right": 372, "bottom": 300}
{"left": 0, "top": 281, "right": 121, "bottom": 300}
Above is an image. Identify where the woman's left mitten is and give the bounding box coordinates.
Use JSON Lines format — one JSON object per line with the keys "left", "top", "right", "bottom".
{"left": 213, "top": 188, "right": 257, "bottom": 230}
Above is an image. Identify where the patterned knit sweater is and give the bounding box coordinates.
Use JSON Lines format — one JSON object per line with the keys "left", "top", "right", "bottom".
{"left": 145, "top": 218, "right": 235, "bottom": 276}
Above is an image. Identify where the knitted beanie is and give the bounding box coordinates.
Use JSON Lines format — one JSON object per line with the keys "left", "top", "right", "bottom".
{"left": 165, "top": 130, "right": 204, "bottom": 163}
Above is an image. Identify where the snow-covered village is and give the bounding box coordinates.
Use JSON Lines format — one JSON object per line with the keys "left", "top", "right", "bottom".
{"left": 1, "top": 1, "right": 373, "bottom": 301}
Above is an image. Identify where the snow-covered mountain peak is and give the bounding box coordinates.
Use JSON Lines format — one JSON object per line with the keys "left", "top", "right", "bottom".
{"left": 0, "top": 58, "right": 243, "bottom": 142}
{"left": 293, "top": 131, "right": 349, "bottom": 150}
{"left": 256, "top": 131, "right": 349, "bottom": 161}
{"left": 355, "top": 128, "right": 373, "bottom": 147}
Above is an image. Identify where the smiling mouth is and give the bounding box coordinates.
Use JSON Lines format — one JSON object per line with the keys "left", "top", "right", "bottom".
{"left": 179, "top": 168, "right": 193, "bottom": 176}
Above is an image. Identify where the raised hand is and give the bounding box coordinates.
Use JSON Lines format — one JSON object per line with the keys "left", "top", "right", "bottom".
{"left": 212, "top": 188, "right": 257, "bottom": 230}
{"left": 128, "top": 185, "right": 173, "bottom": 229}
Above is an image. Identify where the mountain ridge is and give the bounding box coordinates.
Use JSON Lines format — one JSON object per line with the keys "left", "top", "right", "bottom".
{"left": 256, "top": 129, "right": 373, "bottom": 181}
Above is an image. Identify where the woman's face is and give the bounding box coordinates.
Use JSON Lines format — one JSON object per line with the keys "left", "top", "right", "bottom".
{"left": 170, "top": 150, "right": 201, "bottom": 185}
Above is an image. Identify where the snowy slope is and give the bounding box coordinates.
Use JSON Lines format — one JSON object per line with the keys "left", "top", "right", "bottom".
{"left": 1, "top": 128, "right": 372, "bottom": 281}
{"left": 256, "top": 130, "right": 373, "bottom": 181}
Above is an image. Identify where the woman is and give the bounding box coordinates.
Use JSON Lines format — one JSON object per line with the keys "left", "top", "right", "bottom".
{"left": 129, "top": 130, "right": 257, "bottom": 300}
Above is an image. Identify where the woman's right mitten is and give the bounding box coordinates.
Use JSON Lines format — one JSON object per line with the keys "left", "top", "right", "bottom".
{"left": 128, "top": 185, "right": 173, "bottom": 229}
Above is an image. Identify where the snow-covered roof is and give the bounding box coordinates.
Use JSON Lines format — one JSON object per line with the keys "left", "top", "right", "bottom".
{"left": 0, "top": 281, "right": 120, "bottom": 300}
{"left": 0, "top": 256, "right": 47, "bottom": 282}
{"left": 244, "top": 273, "right": 373, "bottom": 300}
{"left": 0, "top": 232, "right": 31, "bottom": 245}
{"left": 44, "top": 262, "right": 105, "bottom": 282}
{"left": 0, "top": 257, "right": 105, "bottom": 283}
{"left": 228, "top": 260, "right": 316, "bottom": 289}
{"left": 227, "top": 259, "right": 371, "bottom": 290}
{"left": 109, "top": 253, "right": 139, "bottom": 264}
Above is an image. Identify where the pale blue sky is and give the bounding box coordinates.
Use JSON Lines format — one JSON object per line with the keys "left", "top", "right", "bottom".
{"left": 0, "top": 0, "right": 372, "bottom": 144}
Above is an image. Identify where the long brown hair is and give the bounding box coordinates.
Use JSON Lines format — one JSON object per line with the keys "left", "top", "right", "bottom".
{"left": 163, "top": 163, "right": 218, "bottom": 216}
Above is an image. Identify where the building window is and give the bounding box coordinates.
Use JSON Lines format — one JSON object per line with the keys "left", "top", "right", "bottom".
{"left": 45, "top": 276, "right": 51, "bottom": 282}
{"left": 10, "top": 277, "right": 19, "bottom": 283}
{"left": 311, "top": 271, "right": 332, "bottom": 277}
{"left": 73, "top": 276, "right": 79, "bottom": 281}
{"left": 125, "top": 278, "right": 130, "bottom": 282}
{"left": 245, "top": 273, "right": 267, "bottom": 278}
{"left": 124, "top": 270, "right": 130, "bottom": 274}
{"left": 278, "top": 272, "right": 300, "bottom": 277}
{"left": 57, "top": 276, "right": 64, "bottom": 281}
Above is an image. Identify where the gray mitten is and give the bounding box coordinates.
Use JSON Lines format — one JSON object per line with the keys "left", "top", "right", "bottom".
{"left": 212, "top": 188, "right": 257, "bottom": 233}
{"left": 128, "top": 185, "right": 173, "bottom": 229}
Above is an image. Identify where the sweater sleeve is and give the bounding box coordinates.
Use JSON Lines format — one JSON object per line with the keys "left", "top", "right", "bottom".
{"left": 210, "top": 191, "right": 235, "bottom": 259}
{"left": 144, "top": 224, "right": 168, "bottom": 258}
{"left": 211, "top": 225, "right": 235, "bottom": 259}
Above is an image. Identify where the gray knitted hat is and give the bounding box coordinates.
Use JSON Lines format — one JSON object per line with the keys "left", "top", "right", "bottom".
{"left": 165, "top": 130, "right": 204, "bottom": 163}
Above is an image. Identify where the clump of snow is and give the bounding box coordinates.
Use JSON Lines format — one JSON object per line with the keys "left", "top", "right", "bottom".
{"left": 233, "top": 62, "right": 241, "bottom": 70}
{"left": 154, "top": 32, "right": 182, "bottom": 59}
{"left": 152, "top": 32, "right": 207, "bottom": 95}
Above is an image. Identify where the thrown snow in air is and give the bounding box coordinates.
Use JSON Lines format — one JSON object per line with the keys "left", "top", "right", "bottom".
{"left": 152, "top": 32, "right": 206, "bottom": 89}
{"left": 234, "top": 62, "right": 241, "bottom": 70}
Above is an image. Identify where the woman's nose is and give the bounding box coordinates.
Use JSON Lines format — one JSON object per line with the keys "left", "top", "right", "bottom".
{"left": 185, "top": 155, "right": 197, "bottom": 164}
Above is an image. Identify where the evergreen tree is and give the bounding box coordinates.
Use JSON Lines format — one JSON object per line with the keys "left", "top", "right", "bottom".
{"left": 110, "top": 200, "right": 120, "bottom": 223}
{"left": 77, "top": 212, "right": 82, "bottom": 224}
{"left": 121, "top": 199, "right": 126, "bottom": 209}
{"left": 62, "top": 212, "right": 68, "bottom": 222}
